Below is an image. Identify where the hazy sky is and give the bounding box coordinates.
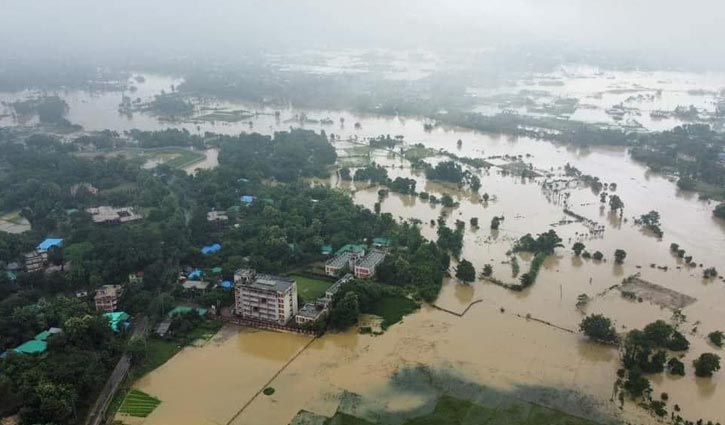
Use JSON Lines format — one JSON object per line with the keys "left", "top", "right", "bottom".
{"left": 1, "top": 0, "right": 724, "bottom": 68}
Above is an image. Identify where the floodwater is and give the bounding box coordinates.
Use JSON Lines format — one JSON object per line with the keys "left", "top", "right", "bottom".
{"left": 2, "top": 73, "right": 724, "bottom": 424}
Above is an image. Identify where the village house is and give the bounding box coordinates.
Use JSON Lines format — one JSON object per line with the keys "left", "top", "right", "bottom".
{"left": 354, "top": 250, "right": 386, "bottom": 279}
{"left": 207, "top": 210, "right": 229, "bottom": 229}
{"left": 86, "top": 206, "right": 143, "bottom": 225}
{"left": 234, "top": 269, "right": 298, "bottom": 325}
{"left": 94, "top": 284, "right": 124, "bottom": 312}
{"left": 70, "top": 183, "right": 99, "bottom": 197}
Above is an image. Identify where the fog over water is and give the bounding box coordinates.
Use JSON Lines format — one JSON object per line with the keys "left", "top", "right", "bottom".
{"left": 2, "top": 0, "right": 725, "bottom": 68}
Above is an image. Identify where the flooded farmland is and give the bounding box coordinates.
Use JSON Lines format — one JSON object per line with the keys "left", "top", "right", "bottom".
{"left": 2, "top": 72, "right": 724, "bottom": 425}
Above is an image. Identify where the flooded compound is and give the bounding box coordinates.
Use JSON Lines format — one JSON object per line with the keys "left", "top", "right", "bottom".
{"left": 2, "top": 72, "right": 724, "bottom": 425}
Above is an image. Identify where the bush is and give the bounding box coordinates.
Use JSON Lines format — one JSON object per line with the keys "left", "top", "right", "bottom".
{"left": 708, "top": 331, "right": 724, "bottom": 348}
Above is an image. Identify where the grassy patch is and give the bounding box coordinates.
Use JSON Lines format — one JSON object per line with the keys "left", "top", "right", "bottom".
{"left": 291, "top": 274, "right": 334, "bottom": 303}
{"left": 118, "top": 389, "right": 162, "bottom": 418}
{"left": 132, "top": 338, "right": 182, "bottom": 379}
{"left": 183, "top": 320, "right": 223, "bottom": 343}
{"left": 141, "top": 148, "right": 205, "bottom": 169}
{"left": 404, "top": 145, "right": 438, "bottom": 162}
{"left": 369, "top": 295, "right": 419, "bottom": 330}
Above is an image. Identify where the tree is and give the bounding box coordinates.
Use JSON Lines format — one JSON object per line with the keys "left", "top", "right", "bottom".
{"left": 667, "top": 357, "right": 685, "bottom": 376}
{"left": 470, "top": 217, "right": 478, "bottom": 228}
{"left": 127, "top": 337, "right": 147, "bottom": 365}
{"left": 328, "top": 292, "right": 360, "bottom": 330}
{"left": 693, "top": 353, "right": 721, "bottom": 377}
{"left": 572, "top": 242, "right": 585, "bottom": 256}
{"left": 715, "top": 202, "right": 725, "bottom": 219}
{"left": 455, "top": 260, "right": 476, "bottom": 283}
{"left": 490, "top": 216, "right": 501, "bottom": 230}
{"left": 708, "top": 331, "right": 724, "bottom": 348}
{"left": 623, "top": 369, "right": 651, "bottom": 399}
{"left": 614, "top": 249, "right": 627, "bottom": 264}
{"left": 580, "top": 314, "right": 617, "bottom": 343}
{"left": 609, "top": 194, "right": 624, "bottom": 213}
{"left": 482, "top": 264, "right": 493, "bottom": 277}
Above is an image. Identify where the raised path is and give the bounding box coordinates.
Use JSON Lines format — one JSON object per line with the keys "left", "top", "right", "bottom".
{"left": 84, "top": 316, "right": 148, "bottom": 425}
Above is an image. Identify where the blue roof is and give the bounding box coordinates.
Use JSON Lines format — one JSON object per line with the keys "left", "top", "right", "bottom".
{"left": 37, "top": 238, "right": 63, "bottom": 251}
{"left": 201, "top": 243, "right": 221, "bottom": 255}
{"left": 188, "top": 269, "right": 204, "bottom": 280}
{"left": 220, "top": 280, "right": 232, "bottom": 289}
{"left": 241, "top": 195, "right": 256, "bottom": 205}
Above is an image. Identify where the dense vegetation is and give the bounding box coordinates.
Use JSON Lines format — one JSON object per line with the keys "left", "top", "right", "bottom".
{"left": 0, "top": 127, "right": 446, "bottom": 424}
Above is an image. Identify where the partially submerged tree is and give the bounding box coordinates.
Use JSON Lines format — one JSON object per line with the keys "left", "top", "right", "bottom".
{"left": 580, "top": 314, "right": 618, "bottom": 343}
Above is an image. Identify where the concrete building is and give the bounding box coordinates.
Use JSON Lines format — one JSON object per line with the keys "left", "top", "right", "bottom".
{"left": 24, "top": 250, "right": 47, "bottom": 273}
{"left": 325, "top": 251, "right": 353, "bottom": 276}
{"left": 234, "top": 269, "right": 298, "bottom": 325}
{"left": 354, "top": 250, "right": 386, "bottom": 279}
{"left": 207, "top": 211, "right": 229, "bottom": 229}
{"left": 86, "top": 206, "right": 142, "bottom": 225}
{"left": 94, "top": 285, "right": 124, "bottom": 312}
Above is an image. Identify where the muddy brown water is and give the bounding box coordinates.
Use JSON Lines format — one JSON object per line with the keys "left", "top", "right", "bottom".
{"left": 1, "top": 74, "right": 723, "bottom": 424}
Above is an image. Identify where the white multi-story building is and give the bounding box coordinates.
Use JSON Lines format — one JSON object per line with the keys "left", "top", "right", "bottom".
{"left": 234, "top": 269, "right": 298, "bottom": 325}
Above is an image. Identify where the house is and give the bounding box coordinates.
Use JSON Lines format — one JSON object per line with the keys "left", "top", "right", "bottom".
{"left": 14, "top": 339, "right": 47, "bottom": 355}
{"left": 201, "top": 243, "right": 222, "bottom": 255}
{"left": 37, "top": 238, "right": 63, "bottom": 251}
{"left": 322, "top": 274, "right": 353, "bottom": 303}
{"left": 129, "top": 271, "right": 144, "bottom": 284}
{"left": 207, "top": 211, "right": 229, "bottom": 229}
{"left": 70, "top": 183, "right": 98, "bottom": 196}
{"left": 35, "top": 327, "right": 62, "bottom": 342}
{"left": 234, "top": 269, "right": 298, "bottom": 325}
{"left": 86, "top": 206, "right": 142, "bottom": 225}
{"left": 104, "top": 311, "right": 131, "bottom": 332}
{"left": 372, "top": 237, "right": 391, "bottom": 248}
{"left": 182, "top": 280, "right": 210, "bottom": 291}
{"left": 321, "top": 244, "right": 333, "bottom": 256}
{"left": 240, "top": 195, "right": 256, "bottom": 205}
{"left": 94, "top": 284, "right": 124, "bottom": 312}
{"left": 354, "top": 250, "right": 386, "bottom": 279}
{"left": 24, "top": 250, "right": 48, "bottom": 273}
{"left": 295, "top": 300, "right": 328, "bottom": 326}
{"left": 336, "top": 244, "right": 366, "bottom": 258}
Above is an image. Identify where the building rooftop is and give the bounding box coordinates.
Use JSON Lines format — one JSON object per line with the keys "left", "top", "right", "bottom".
{"left": 15, "top": 339, "right": 47, "bottom": 355}
{"left": 37, "top": 238, "right": 63, "bottom": 251}
{"left": 325, "top": 274, "right": 354, "bottom": 299}
{"left": 326, "top": 252, "right": 353, "bottom": 269}
{"left": 372, "top": 237, "right": 391, "bottom": 247}
{"left": 95, "top": 284, "right": 123, "bottom": 299}
{"left": 168, "top": 306, "right": 208, "bottom": 317}
{"left": 86, "top": 206, "right": 142, "bottom": 224}
{"left": 296, "top": 302, "right": 326, "bottom": 319}
{"left": 239, "top": 273, "right": 295, "bottom": 293}
{"left": 104, "top": 311, "right": 130, "bottom": 332}
{"left": 182, "top": 280, "right": 210, "bottom": 290}
{"left": 336, "top": 244, "right": 366, "bottom": 256}
{"left": 207, "top": 211, "right": 229, "bottom": 222}
{"left": 201, "top": 243, "right": 222, "bottom": 255}
{"left": 35, "top": 327, "right": 62, "bottom": 342}
{"left": 356, "top": 250, "right": 386, "bottom": 269}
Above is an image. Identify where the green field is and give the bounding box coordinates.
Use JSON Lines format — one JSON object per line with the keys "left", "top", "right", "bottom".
{"left": 140, "top": 148, "right": 205, "bottom": 169}
{"left": 291, "top": 274, "right": 334, "bottom": 302}
{"left": 369, "top": 295, "right": 419, "bottom": 330}
{"left": 317, "top": 395, "right": 601, "bottom": 425}
{"left": 118, "top": 389, "right": 162, "bottom": 418}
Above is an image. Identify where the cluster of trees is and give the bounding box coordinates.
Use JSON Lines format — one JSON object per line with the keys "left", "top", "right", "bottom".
{"left": 0, "top": 127, "right": 450, "bottom": 422}
{"left": 635, "top": 210, "right": 663, "bottom": 238}
{"left": 11, "top": 96, "right": 72, "bottom": 126}
{"left": 0, "top": 296, "right": 119, "bottom": 424}
{"left": 424, "top": 160, "right": 481, "bottom": 192}
{"left": 581, "top": 314, "right": 721, "bottom": 421}
{"left": 632, "top": 124, "right": 725, "bottom": 192}
{"left": 512, "top": 230, "right": 563, "bottom": 255}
